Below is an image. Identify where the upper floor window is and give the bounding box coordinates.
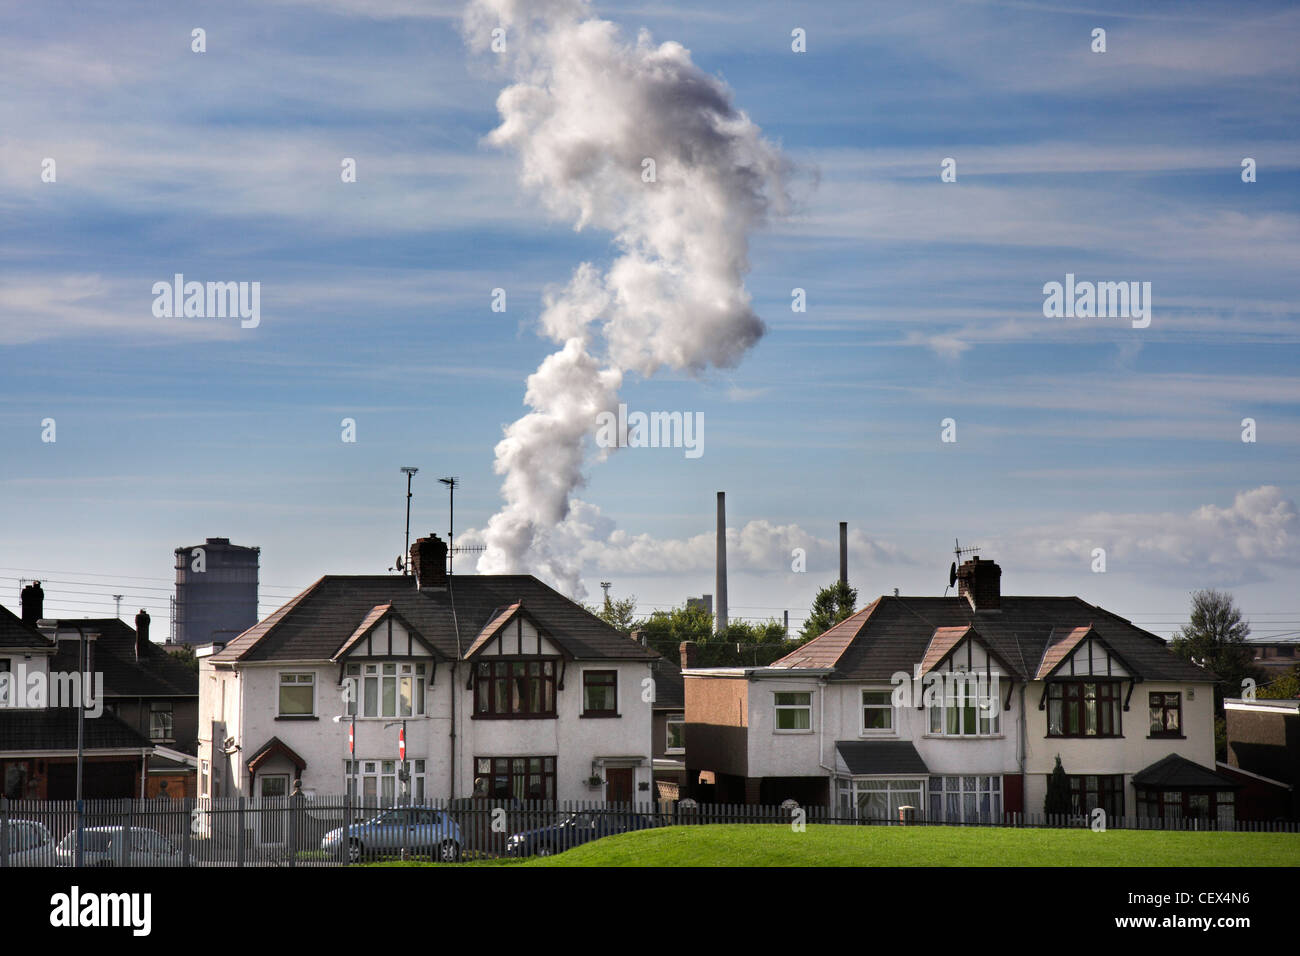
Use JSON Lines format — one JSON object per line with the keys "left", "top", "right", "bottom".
{"left": 345, "top": 661, "right": 426, "bottom": 718}
{"left": 861, "top": 690, "right": 894, "bottom": 733}
{"left": 774, "top": 691, "right": 812, "bottom": 732}
{"left": 1148, "top": 692, "right": 1181, "bottom": 737}
{"left": 928, "top": 681, "right": 1000, "bottom": 736}
{"left": 666, "top": 713, "right": 685, "bottom": 753}
{"left": 473, "top": 659, "right": 557, "bottom": 718}
{"left": 149, "top": 701, "right": 174, "bottom": 740}
{"left": 1047, "top": 681, "right": 1121, "bottom": 737}
{"left": 582, "top": 670, "right": 618, "bottom": 716}
{"left": 278, "top": 672, "right": 315, "bottom": 716}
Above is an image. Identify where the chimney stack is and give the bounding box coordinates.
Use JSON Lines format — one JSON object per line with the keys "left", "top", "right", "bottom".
{"left": 20, "top": 581, "right": 44, "bottom": 625}
{"left": 409, "top": 534, "right": 449, "bottom": 589}
{"left": 715, "top": 492, "right": 728, "bottom": 634}
{"left": 839, "top": 522, "right": 848, "bottom": 587}
{"left": 135, "top": 609, "right": 151, "bottom": 659}
{"left": 956, "top": 557, "right": 1001, "bottom": 611}
{"left": 680, "top": 640, "right": 699, "bottom": 670}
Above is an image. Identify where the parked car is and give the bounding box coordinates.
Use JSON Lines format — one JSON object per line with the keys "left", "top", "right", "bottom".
{"left": 2, "top": 820, "right": 58, "bottom": 866}
{"left": 321, "top": 806, "right": 462, "bottom": 863}
{"left": 49, "top": 826, "right": 192, "bottom": 867}
{"left": 505, "top": 810, "right": 656, "bottom": 857}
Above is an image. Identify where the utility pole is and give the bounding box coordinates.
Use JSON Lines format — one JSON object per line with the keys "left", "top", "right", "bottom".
{"left": 600, "top": 581, "right": 612, "bottom": 605}
{"left": 400, "top": 467, "right": 419, "bottom": 574}
{"left": 439, "top": 478, "right": 458, "bottom": 575}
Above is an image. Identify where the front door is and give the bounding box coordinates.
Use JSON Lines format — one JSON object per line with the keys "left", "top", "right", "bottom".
{"left": 259, "top": 774, "right": 289, "bottom": 844}
{"left": 605, "top": 768, "right": 634, "bottom": 805}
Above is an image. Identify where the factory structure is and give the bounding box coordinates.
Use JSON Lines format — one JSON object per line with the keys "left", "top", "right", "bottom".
{"left": 170, "top": 537, "right": 260, "bottom": 648}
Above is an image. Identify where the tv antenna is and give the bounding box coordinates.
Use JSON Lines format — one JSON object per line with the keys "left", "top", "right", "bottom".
{"left": 947, "top": 538, "right": 982, "bottom": 594}
{"left": 394, "top": 467, "right": 418, "bottom": 575}
{"left": 439, "top": 477, "right": 485, "bottom": 575}
{"left": 600, "top": 581, "right": 612, "bottom": 603}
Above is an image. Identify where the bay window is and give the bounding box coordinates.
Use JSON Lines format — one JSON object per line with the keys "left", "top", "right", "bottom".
{"left": 345, "top": 661, "right": 427, "bottom": 718}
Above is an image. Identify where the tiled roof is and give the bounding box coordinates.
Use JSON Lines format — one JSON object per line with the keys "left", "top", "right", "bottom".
{"left": 211, "top": 574, "right": 656, "bottom": 664}
{"left": 0, "top": 603, "right": 54, "bottom": 650}
{"left": 920, "top": 625, "right": 972, "bottom": 674}
{"left": 774, "top": 595, "right": 1210, "bottom": 683}
{"left": 649, "top": 654, "right": 685, "bottom": 710}
{"left": 52, "top": 619, "right": 197, "bottom": 698}
{"left": 464, "top": 602, "right": 523, "bottom": 658}
{"left": 1132, "top": 753, "right": 1241, "bottom": 789}
{"left": 836, "top": 740, "right": 930, "bottom": 775}
{"left": 0, "top": 709, "right": 153, "bottom": 752}
{"left": 1035, "top": 625, "right": 1093, "bottom": 679}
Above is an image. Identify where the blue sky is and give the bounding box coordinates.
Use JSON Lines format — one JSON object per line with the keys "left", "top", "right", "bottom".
{"left": 2, "top": 0, "right": 1298, "bottom": 642}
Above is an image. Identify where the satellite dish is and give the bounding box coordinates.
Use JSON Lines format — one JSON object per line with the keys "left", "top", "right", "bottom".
{"left": 948, "top": 562, "right": 957, "bottom": 588}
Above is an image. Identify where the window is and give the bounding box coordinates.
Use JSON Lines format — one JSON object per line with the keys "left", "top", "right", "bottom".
{"left": 1047, "top": 681, "right": 1121, "bottom": 737}
{"left": 1148, "top": 692, "right": 1181, "bottom": 737}
{"left": 665, "top": 713, "right": 685, "bottom": 754}
{"left": 200, "top": 760, "right": 210, "bottom": 798}
{"left": 837, "top": 778, "right": 924, "bottom": 823}
{"left": 774, "top": 692, "right": 812, "bottom": 732}
{"left": 278, "top": 672, "right": 315, "bottom": 716}
{"left": 928, "top": 678, "right": 1000, "bottom": 736}
{"left": 928, "top": 775, "right": 1002, "bottom": 824}
{"left": 582, "top": 670, "right": 618, "bottom": 716}
{"left": 347, "top": 759, "right": 426, "bottom": 805}
{"left": 472, "top": 659, "right": 557, "bottom": 717}
{"left": 149, "top": 701, "right": 174, "bottom": 740}
{"left": 1068, "top": 774, "right": 1124, "bottom": 819}
{"left": 475, "top": 756, "right": 556, "bottom": 802}
{"left": 1136, "top": 788, "right": 1235, "bottom": 825}
{"left": 0, "top": 658, "right": 9, "bottom": 707}
{"left": 861, "top": 690, "right": 893, "bottom": 733}
{"left": 345, "top": 662, "right": 427, "bottom": 718}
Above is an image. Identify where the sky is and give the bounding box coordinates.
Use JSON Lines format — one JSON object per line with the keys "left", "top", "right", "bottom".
{"left": 1, "top": 0, "right": 1298, "bottom": 644}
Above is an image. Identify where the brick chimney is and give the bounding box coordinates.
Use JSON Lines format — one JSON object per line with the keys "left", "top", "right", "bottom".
{"left": 410, "top": 534, "right": 448, "bottom": 589}
{"left": 135, "top": 609, "right": 151, "bottom": 659}
{"left": 679, "top": 640, "right": 698, "bottom": 670}
{"left": 20, "top": 581, "right": 44, "bottom": 625}
{"left": 956, "top": 557, "right": 1001, "bottom": 611}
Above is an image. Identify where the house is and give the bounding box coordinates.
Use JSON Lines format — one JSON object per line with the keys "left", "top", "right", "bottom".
{"left": 683, "top": 556, "right": 1243, "bottom": 824}
{"left": 1, "top": 583, "right": 155, "bottom": 799}
{"left": 647, "top": 651, "right": 685, "bottom": 801}
{"left": 198, "top": 534, "right": 657, "bottom": 812}
{"left": 49, "top": 610, "right": 199, "bottom": 797}
{"left": 1223, "top": 697, "right": 1299, "bottom": 820}
{"left": 1244, "top": 637, "right": 1300, "bottom": 676}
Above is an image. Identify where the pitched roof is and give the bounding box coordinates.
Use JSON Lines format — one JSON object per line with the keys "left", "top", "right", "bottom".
{"left": 51, "top": 619, "right": 197, "bottom": 697}
{"left": 0, "top": 709, "right": 152, "bottom": 752}
{"left": 835, "top": 740, "right": 929, "bottom": 775}
{"left": 649, "top": 653, "right": 684, "bottom": 710}
{"left": 1131, "top": 753, "right": 1241, "bottom": 790}
{"left": 464, "top": 602, "right": 523, "bottom": 658}
{"left": 773, "top": 595, "right": 1210, "bottom": 683}
{"left": 247, "top": 736, "right": 307, "bottom": 774}
{"left": 211, "top": 574, "right": 656, "bottom": 664}
{"left": 0, "top": 603, "right": 54, "bottom": 651}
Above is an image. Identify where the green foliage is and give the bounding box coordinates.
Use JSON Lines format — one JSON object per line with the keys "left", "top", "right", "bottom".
{"left": 1169, "top": 589, "right": 1262, "bottom": 716}
{"left": 1258, "top": 664, "right": 1300, "bottom": 700}
{"left": 635, "top": 604, "right": 714, "bottom": 659}
{"left": 166, "top": 643, "right": 200, "bottom": 674}
{"left": 1044, "top": 754, "right": 1072, "bottom": 816}
{"left": 800, "top": 579, "right": 857, "bottom": 641}
{"left": 585, "top": 594, "right": 639, "bottom": 634}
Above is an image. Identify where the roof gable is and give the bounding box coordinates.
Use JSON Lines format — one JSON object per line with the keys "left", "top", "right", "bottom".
{"left": 464, "top": 603, "right": 568, "bottom": 660}
{"left": 331, "top": 604, "right": 445, "bottom": 662}
{"left": 1035, "top": 625, "right": 1137, "bottom": 680}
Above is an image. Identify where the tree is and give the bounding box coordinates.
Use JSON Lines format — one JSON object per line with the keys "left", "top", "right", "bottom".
{"left": 585, "top": 594, "right": 638, "bottom": 634}
{"left": 1258, "top": 663, "right": 1300, "bottom": 700}
{"left": 166, "top": 644, "right": 200, "bottom": 675}
{"left": 1044, "top": 754, "right": 1071, "bottom": 817}
{"left": 719, "top": 619, "right": 788, "bottom": 644}
{"left": 800, "top": 580, "right": 857, "bottom": 641}
{"left": 635, "top": 604, "right": 714, "bottom": 659}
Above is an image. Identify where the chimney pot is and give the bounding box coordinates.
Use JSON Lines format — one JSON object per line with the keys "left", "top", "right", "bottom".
{"left": 410, "top": 534, "right": 449, "bottom": 588}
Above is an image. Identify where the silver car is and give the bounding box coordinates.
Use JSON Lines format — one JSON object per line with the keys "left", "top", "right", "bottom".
{"left": 2, "top": 820, "right": 58, "bottom": 867}
{"left": 49, "top": 826, "right": 191, "bottom": 867}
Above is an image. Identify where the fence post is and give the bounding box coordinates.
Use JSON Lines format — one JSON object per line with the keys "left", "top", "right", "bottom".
{"left": 123, "top": 798, "right": 134, "bottom": 867}
{"left": 286, "top": 796, "right": 297, "bottom": 868}
{"left": 343, "top": 793, "right": 351, "bottom": 867}
{"left": 0, "top": 795, "right": 8, "bottom": 867}
{"left": 75, "top": 799, "right": 85, "bottom": 869}
{"left": 183, "top": 797, "right": 193, "bottom": 867}
{"left": 236, "top": 797, "right": 246, "bottom": 868}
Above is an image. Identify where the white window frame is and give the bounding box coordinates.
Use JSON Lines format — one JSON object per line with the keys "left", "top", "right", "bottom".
{"left": 926, "top": 673, "right": 1000, "bottom": 737}
{"left": 278, "top": 672, "right": 316, "bottom": 717}
{"left": 928, "top": 775, "right": 1003, "bottom": 824}
{"left": 773, "top": 691, "right": 813, "bottom": 734}
{"left": 837, "top": 777, "right": 925, "bottom": 823}
{"left": 665, "top": 712, "right": 685, "bottom": 754}
{"left": 149, "top": 701, "right": 174, "bottom": 740}
{"left": 347, "top": 758, "right": 426, "bottom": 805}
{"left": 860, "top": 688, "right": 895, "bottom": 736}
{"left": 346, "top": 661, "right": 427, "bottom": 719}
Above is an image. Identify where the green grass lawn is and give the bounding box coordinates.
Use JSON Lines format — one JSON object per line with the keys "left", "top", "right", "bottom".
{"left": 370, "top": 824, "right": 1299, "bottom": 867}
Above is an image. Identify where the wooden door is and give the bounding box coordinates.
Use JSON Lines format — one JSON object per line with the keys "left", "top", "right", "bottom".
{"left": 605, "top": 768, "right": 634, "bottom": 805}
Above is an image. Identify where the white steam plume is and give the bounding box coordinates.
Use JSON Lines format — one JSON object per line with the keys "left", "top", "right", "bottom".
{"left": 465, "top": 0, "right": 789, "bottom": 595}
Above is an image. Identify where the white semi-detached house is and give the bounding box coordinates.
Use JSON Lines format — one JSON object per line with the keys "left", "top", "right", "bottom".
{"left": 684, "top": 557, "right": 1243, "bottom": 825}
{"left": 198, "top": 535, "right": 656, "bottom": 810}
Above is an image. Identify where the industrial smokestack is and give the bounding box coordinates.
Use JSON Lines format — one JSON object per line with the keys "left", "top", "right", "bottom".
{"left": 839, "top": 522, "right": 848, "bottom": 587}
{"left": 716, "top": 492, "right": 728, "bottom": 635}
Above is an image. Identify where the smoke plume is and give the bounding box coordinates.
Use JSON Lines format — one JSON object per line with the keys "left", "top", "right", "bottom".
{"left": 464, "top": 0, "right": 789, "bottom": 595}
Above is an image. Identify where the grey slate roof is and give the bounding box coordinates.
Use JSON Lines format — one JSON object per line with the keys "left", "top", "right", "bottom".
{"left": 1132, "top": 753, "right": 1242, "bottom": 789}
{"left": 0, "top": 603, "right": 54, "bottom": 651}
{"left": 776, "top": 595, "right": 1211, "bottom": 683}
{"left": 649, "top": 654, "right": 685, "bottom": 710}
{"left": 836, "top": 740, "right": 930, "bottom": 775}
{"left": 212, "top": 574, "right": 656, "bottom": 664}
{"left": 51, "top": 619, "right": 198, "bottom": 698}
{"left": 0, "top": 709, "right": 153, "bottom": 752}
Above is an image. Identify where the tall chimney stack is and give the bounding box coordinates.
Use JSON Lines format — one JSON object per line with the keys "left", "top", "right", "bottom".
{"left": 839, "top": 522, "right": 848, "bottom": 587}
{"left": 409, "top": 534, "right": 449, "bottom": 589}
{"left": 20, "top": 581, "right": 44, "bottom": 625}
{"left": 135, "top": 609, "right": 151, "bottom": 659}
{"left": 715, "top": 492, "right": 728, "bottom": 634}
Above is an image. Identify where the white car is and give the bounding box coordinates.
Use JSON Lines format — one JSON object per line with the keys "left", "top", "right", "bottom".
{"left": 49, "top": 826, "right": 192, "bottom": 867}
{"left": 2, "top": 820, "right": 58, "bottom": 867}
